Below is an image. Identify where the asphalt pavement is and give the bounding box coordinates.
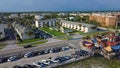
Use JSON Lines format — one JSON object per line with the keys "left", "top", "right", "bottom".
{"left": 0, "top": 49, "right": 75, "bottom": 68}
{"left": 0, "top": 41, "right": 68, "bottom": 57}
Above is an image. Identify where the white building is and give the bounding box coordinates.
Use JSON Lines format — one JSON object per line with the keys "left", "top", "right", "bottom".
{"left": 0, "top": 24, "right": 7, "bottom": 40}
{"left": 35, "top": 19, "right": 58, "bottom": 28}
{"left": 12, "top": 22, "right": 35, "bottom": 40}
{"left": 35, "top": 15, "right": 44, "bottom": 20}
{"left": 60, "top": 20, "right": 97, "bottom": 33}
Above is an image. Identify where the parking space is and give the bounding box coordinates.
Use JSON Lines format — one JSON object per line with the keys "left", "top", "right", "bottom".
{"left": 34, "top": 28, "right": 52, "bottom": 39}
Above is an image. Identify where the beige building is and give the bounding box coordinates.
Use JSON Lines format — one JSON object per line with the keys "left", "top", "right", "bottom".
{"left": 60, "top": 20, "right": 97, "bottom": 33}
{"left": 89, "top": 14, "right": 118, "bottom": 26}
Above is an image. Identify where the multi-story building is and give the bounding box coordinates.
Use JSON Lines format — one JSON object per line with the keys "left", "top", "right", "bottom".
{"left": 60, "top": 20, "right": 97, "bottom": 33}
{"left": 12, "top": 22, "right": 35, "bottom": 40}
{"left": 0, "top": 24, "right": 7, "bottom": 40}
{"left": 35, "top": 19, "right": 58, "bottom": 28}
{"left": 89, "top": 14, "right": 118, "bottom": 26}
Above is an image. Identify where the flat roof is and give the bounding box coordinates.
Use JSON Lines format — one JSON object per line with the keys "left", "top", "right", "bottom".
{"left": 38, "top": 18, "right": 57, "bottom": 22}
{"left": 0, "top": 24, "right": 6, "bottom": 31}
{"left": 61, "top": 20, "right": 96, "bottom": 27}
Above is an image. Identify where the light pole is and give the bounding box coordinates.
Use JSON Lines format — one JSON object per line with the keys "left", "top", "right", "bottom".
{"left": 115, "top": 17, "right": 119, "bottom": 32}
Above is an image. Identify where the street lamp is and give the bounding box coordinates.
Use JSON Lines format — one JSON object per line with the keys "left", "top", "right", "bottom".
{"left": 115, "top": 17, "right": 119, "bottom": 32}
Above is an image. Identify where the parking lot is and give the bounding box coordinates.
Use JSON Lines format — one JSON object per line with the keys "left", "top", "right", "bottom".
{"left": 0, "top": 49, "right": 75, "bottom": 68}
{"left": 34, "top": 28, "right": 52, "bottom": 39}
{"left": 0, "top": 38, "right": 93, "bottom": 68}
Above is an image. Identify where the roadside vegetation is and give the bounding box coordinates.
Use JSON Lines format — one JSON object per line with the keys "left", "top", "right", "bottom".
{"left": 82, "top": 31, "right": 109, "bottom": 37}
{"left": 17, "top": 38, "right": 47, "bottom": 46}
{"left": 0, "top": 44, "right": 6, "bottom": 50}
{"left": 55, "top": 35, "right": 73, "bottom": 40}
{"left": 40, "top": 28, "right": 65, "bottom": 36}
{"left": 57, "top": 57, "right": 120, "bottom": 68}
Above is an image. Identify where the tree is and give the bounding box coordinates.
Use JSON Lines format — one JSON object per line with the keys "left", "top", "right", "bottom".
{"left": 56, "top": 21, "right": 61, "bottom": 29}
{"left": 26, "top": 31, "right": 34, "bottom": 37}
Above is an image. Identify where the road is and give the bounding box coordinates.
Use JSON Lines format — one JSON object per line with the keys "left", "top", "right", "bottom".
{"left": 98, "top": 27, "right": 120, "bottom": 32}
{"left": 0, "top": 41, "right": 68, "bottom": 58}
{"left": 46, "top": 38, "right": 63, "bottom": 43}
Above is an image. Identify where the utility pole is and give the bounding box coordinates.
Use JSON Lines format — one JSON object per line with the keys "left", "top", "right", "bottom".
{"left": 115, "top": 18, "right": 119, "bottom": 33}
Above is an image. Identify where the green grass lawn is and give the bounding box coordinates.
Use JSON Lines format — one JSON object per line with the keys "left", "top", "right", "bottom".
{"left": 19, "top": 40, "right": 48, "bottom": 46}
{"left": 57, "top": 57, "right": 120, "bottom": 68}
{"left": 30, "top": 40, "right": 47, "bottom": 46}
{"left": 82, "top": 31, "right": 109, "bottom": 37}
{"left": 56, "top": 36, "right": 73, "bottom": 40}
{"left": 18, "top": 38, "right": 44, "bottom": 44}
{"left": 40, "top": 28, "right": 65, "bottom": 36}
{"left": 0, "top": 44, "right": 6, "bottom": 50}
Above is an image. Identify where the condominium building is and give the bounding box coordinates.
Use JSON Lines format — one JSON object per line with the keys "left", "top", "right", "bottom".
{"left": 89, "top": 14, "right": 118, "bottom": 26}
{"left": 12, "top": 22, "right": 35, "bottom": 40}
{"left": 60, "top": 20, "right": 97, "bottom": 33}
{"left": 35, "top": 19, "right": 57, "bottom": 28}
{"left": 0, "top": 24, "right": 7, "bottom": 40}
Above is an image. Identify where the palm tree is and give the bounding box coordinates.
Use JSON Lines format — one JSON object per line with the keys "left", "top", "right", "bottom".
{"left": 56, "top": 21, "right": 61, "bottom": 29}
{"left": 79, "top": 24, "right": 82, "bottom": 30}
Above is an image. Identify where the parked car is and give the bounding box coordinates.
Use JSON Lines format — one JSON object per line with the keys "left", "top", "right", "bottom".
{"left": 79, "top": 50, "right": 88, "bottom": 56}
{"left": 44, "top": 49, "right": 50, "bottom": 54}
{"left": 38, "top": 50, "right": 47, "bottom": 55}
{"left": 51, "top": 47, "right": 61, "bottom": 53}
{"left": 48, "top": 59, "right": 59, "bottom": 63}
{"left": 0, "top": 57, "right": 8, "bottom": 63}
{"left": 7, "top": 56, "right": 17, "bottom": 62}
{"left": 24, "top": 52, "right": 34, "bottom": 58}
{"left": 13, "top": 65, "right": 23, "bottom": 68}
{"left": 55, "top": 56, "right": 66, "bottom": 63}
{"left": 62, "top": 46, "right": 70, "bottom": 51}
{"left": 41, "top": 59, "right": 51, "bottom": 65}
{"left": 62, "top": 55, "right": 71, "bottom": 60}
{"left": 33, "top": 62, "right": 47, "bottom": 67}
{"left": 24, "top": 45, "right": 32, "bottom": 48}
{"left": 23, "top": 64, "right": 37, "bottom": 68}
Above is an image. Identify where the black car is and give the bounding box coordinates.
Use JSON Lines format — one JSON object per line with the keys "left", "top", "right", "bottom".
{"left": 38, "top": 50, "right": 45, "bottom": 55}
{"left": 51, "top": 47, "right": 61, "bottom": 53}
{"left": 13, "top": 65, "right": 23, "bottom": 68}
{"left": 23, "top": 64, "right": 37, "bottom": 68}
{"left": 24, "top": 45, "right": 32, "bottom": 48}
{"left": 79, "top": 50, "right": 88, "bottom": 56}
{"left": 0, "top": 57, "right": 8, "bottom": 63}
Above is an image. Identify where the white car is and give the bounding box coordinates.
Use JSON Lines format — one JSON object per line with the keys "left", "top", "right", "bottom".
{"left": 24, "top": 52, "right": 33, "bottom": 58}
{"left": 33, "top": 62, "right": 46, "bottom": 67}
{"left": 41, "top": 60, "right": 51, "bottom": 65}
{"left": 48, "top": 59, "right": 59, "bottom": 63}
{"left": 7, "top": 56, "right": 17, "bottom": 62}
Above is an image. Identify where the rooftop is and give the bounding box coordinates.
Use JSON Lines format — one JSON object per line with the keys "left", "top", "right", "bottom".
{"left": 61, "top": 20, "right": 96, "bottom": 27}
